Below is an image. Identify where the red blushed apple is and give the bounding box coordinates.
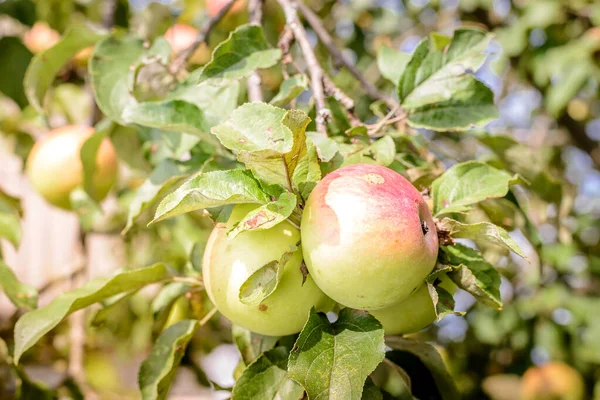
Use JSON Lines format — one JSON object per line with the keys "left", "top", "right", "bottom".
{"left": 521, "top": 362, "right": 585, "bottom": 400}
{"left": 203, "top": 204, "right": 333, "bottom": 336}
{"left": 206, "top": 0, "right": 247, "bottom": 17}
{"left": 163, "top": 24, "right": 211, "bottom": 65}
{"left": 301, "top": 164, "right": 439, "bottom": 310}
{"left": 26, "top": 125, "right": 117, "bottom": 210}
{"left": 23, "top": 21, "right": 60, "bottom": 54}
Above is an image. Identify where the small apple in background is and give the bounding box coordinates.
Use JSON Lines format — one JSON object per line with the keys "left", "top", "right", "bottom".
{"left": 301, "top": 164, "right": 439, "bottom": 310}
{"left": 206, "top": 0, "right": 247, "bottom": 17}
{"left": 202, "top": 204, "right": 333, "bottom": 336}
{"left": 521, "top": 361, "right": 586, "bottom": 400}
{"left": 26, "top": 125, "right": 118, "bottom": 210}
{"left": 163, "top": 24, "right": 211, "bottom": 65}
{"left": 23, "top": 21, "right": 60, "bottom": 54}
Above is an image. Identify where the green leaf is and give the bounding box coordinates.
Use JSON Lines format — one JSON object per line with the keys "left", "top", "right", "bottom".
{"left": 213, "top": 104, "right": 312, "bottom": 189}
{"left": 90, "top": 36, "right": 217, "bottom": 146}
{"left": 169, "top": 74, "right": 240, "bottom": 129}
{"left": 212, "top": 103, "right": 291, "bottom": 153}
{"left": 231, "top": 346, "right": 304, "bottom": 400}
{"left": 197, "top": 24, "right": 282, "bottom": 83}
{"left": 371, "top": 360, "right": 412, "bottom": 400}
{"left": 0, "top": 189, "right": 22, "bottom": 248}
{"left": 238, "top": 246, "right": 298, "bottom": 306}
{"left": 376, "top": 45, "right": 410, "bottom": 84}
{"left": 426, "top": 283, "right": 462, "bottom": 320}
{"left": 152, "top": 169, "right": 270, "bottom": 223}
{"left": 109, "top": 124, "right": 152, "bottom": 172}
{"left": 15, "top": 367, "right": 58, "bottom": 400}
{"left": 24, "top": 24, "right": 106, "bottom": 114}
{"left": 270, "top": 74, "right": 309, "bottom": 107}
{"left": 139, "top": 319, "right": 198, "bottom": 400}
{"left": 439, "top": 218, "right": 525, "bottom": 258}
{"left": 229, "top": 192, "right": 297, "bottom": 238}
{"left": 124, "top": 99, "right": 210, "bottom": 138}
{"left": 432, "top": 161, "right": 519, "bottom": 216}
{"left": 151, "top": 282, "right": 192, "bottom": 316}
{"left": 288, "top": 308, "right": 385, "bottom": 400}
{"left": 232, "top": 324, "right": 280, "bottom": 366}
{"left": 361, "top": 377, "right": 384, "bottom": 400}
{"left": 0, "top": 37, "right": 32, "bottom": 108}
{"left": 386, "top": 337, "right": 460, "bottom": 400}
{"left": 442, "top": 244, "right": 502, "bottom": 309}
{"left": 291, "top": 139, "right": 322, "bottom": 200}
{"left": 80, "top": 126, "right": 108, "bottom": 201}
{"left": 123, "top": 160, "right": 188, "bottom": 234}
{"left": 90, "top": 291, "right": 137, "bottom": 328}
{"left": 69, "top": 187, "right": 103, "bottom": 232}
{"left": 398, "top": 28, "right": 497, "bottom": 130}
{"left": 90, "top": 36, "right": 144, "bottom": 124}
{"left": 546, "top": 62, "right": 590, "bottom": 116}
{"left": 0, "top": 261, "right": 38, "bottom": 310}
{"left": 306, "top": 131, "right": 339, "bottom": 162}
{"left": 13, "top": 264, "right": 170, "bottom": 364}
{"left": 343, "top": 136, "right": 396, "bottom": 167}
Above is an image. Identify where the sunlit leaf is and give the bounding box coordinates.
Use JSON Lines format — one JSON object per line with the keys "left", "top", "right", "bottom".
{"left": 139, "top": 320, "right": 198, "bottom": 400}
{"left": 288, "top": 308, "right": 385, "bottom": 400}
{"left": 13, "top": 264, "right": 170, "bottom": 363}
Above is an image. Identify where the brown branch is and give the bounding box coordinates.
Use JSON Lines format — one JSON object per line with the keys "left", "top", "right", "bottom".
{"left": 322, "top": 74, "right": 360, "bottom": 126}
{"left": 296, "top": 2, "right": 398, "bottom": 110}
{"left": 101, "top": 0, "right": 117, "bottom": 29}
{"left": 277, "top": 0, "right": 329, "bottom": 136}
{"left": 278, "top": 26, "right": 295, "bottom": 79}
{"left": 247, "top": 0, "right": 265, "bottom": 102}
{"left": 171, "top": 0, "right": 239, "bottom": 73}
{"left": 367, "top": 105, "right": 405, "bottom": 136}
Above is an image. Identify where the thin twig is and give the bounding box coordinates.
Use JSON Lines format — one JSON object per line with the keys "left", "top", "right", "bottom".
{"left": 278, "top": 26, "right": 295, "bottom": 80}
{"left": 199, "top": 307, "right": 218, "bottom": 326}
{"left": 247, "top": 0, "right": 265, "bottom": 102}
{"left": 296, "top": 2, "right": 398, "bottom": 110}
{"left": 173, "top": 276, "right": 204, "bottom": 287}
{"left": 277, "top": 0, "right": 329, "bottom": 136}
{"left": 171, "top": 0, "right": 239, "bottom": 73}
{"left": 367, "top": 105, "right": 406, "bottom": 136}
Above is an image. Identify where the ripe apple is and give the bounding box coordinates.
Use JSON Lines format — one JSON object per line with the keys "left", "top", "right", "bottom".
{"left": 163, "top": 24, "right": 211, "bottom": 65}
{"left": 301, "top": 164, "right": 439, "bottom": 310}
{"left": 206, "top": 0, "right": 247, "bottom": 17}
{"left": 369, "top": 276, "right": 456, "bottom": 335}
{"left": 202, "top": 204, "right": 333, "bottom": 336}
{"left": 26, "top": 125, "right": 118, "bottom": 210}
{"left": 521, "top": 362, "right": 585, "bottom": 400}
{"left": 23, "top": 21, "right": 60, "bottom": 54}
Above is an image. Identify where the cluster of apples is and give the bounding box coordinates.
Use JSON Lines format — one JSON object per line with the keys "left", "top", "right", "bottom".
{"left": 27, "top": 124, "right": 444, "bottom": 337}
{"left": 203, "top": 164, "right": 443, "bottom": 336}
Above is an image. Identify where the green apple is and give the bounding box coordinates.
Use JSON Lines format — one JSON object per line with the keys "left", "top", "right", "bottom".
{"left": 26, "top": 125, "right": 118, "bottom": 210}
{"left": 369, "top": 276, "right": 456, "bottom": 335}
{"left": 203, "top": 204, "right": 333, "bottom": 336}
{"left": 301, "top": 164, "right": 439, "bottom": 310}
